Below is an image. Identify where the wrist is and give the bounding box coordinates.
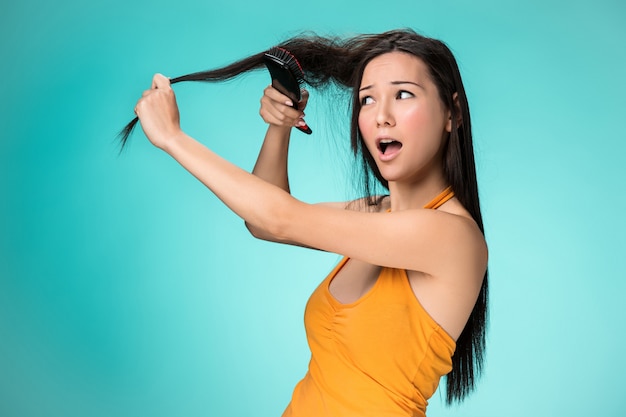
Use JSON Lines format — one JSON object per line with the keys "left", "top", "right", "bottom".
{"left": 160, "top": 130, "right": 188, "bottom": 154}
{"left": 267, "top": 124, "right": 292, "bottom": 141}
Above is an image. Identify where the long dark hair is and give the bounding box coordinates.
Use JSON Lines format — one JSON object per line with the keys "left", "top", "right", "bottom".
{"left": 341, "top": 30, "right": 488, "bottom": 404}
{"left": 119, "top": 28, "right": 488, "bottom": 404}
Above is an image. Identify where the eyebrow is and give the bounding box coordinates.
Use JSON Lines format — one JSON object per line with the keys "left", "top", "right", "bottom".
{"left": 359, "top": 81, "right": 423, "bottom": 92}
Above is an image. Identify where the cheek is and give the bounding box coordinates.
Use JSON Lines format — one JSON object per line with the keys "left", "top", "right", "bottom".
{"left": 401, "top": 105, "right": 448, "bottom": 144}
{"left": 399, "top": 106, "right": 429, "bottom": 128}
{"left": 357, "top": 111, "right": 368, "bottom": 135}
{"left": 357, "top": 112, "right": 373, "bottom": 139}
{"left": 357, "top": 113, "right": 378, "bottom": 155}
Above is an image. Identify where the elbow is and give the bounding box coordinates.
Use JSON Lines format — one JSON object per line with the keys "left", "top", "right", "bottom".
{"left": 245, "top": 220, "right": 276, "bottom": 242}
{"left": 259, "top": 195, "right": 296, "bottom": 242}
{"left": 262, "top": 210, "right": 289, "bottom": 242}
{"left": 244, "top": 221, "right": 262, "bottom": 239}
{"left": 244, "top": 195, "right": 295, "bottom": 242}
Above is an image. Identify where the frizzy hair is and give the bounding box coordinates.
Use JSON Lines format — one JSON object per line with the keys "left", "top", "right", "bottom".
{"left": 117, "top": 35, "right": 357, "bottom": 148}
{"left": 119, "top": 28, "right": 488, "bottom": 404}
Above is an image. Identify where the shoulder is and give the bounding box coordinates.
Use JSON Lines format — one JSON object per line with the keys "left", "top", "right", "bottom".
{"left": 279, "top": 195, "right": 485, "bottom": 276}
{"left": 421, "top": 200, "right": 488, "bottom": 282}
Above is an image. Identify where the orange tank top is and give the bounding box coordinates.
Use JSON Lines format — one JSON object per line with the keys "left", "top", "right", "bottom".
{"left": 282, "top": 187, "right": 457, "bottom": 417}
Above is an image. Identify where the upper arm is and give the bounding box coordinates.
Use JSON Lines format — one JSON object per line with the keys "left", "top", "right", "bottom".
{"left": 276, "top": 200, "right": 487, "bottom": 277}
{"left": 246, "top": 196, "right": 388, "bottom": 245}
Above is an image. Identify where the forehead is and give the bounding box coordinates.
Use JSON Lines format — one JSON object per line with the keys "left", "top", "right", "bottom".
{"left": 361, "top": 51, "right": 431, "bottom": 85}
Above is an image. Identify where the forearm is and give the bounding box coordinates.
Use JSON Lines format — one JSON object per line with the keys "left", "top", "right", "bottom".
{"left": 163, "top": 131, "right": 292, "bottom": 235}
{"left": 252, "top": 124, "right": 292, "bottom": 193}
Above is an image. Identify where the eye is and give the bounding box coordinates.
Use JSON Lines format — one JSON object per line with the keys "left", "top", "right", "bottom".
{"left": 397, "top": 90, "right": 414, "bottom": 100}
{"left": 360, "top": 95, "right": 374, "bottom": 106}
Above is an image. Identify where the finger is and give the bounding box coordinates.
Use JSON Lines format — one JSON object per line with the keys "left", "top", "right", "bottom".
{"left": 268, "top": 102, "right": 302, "bottom": 124}
{"left": 134, "top": 99, "right": 142, "bottom": 117}
{"left": 264, "top": 85, "right": 295, "bottom": 107}
{"left": 259, "top": 102, "right": 294, "bottom": 125}
{"left": 260, "top": 98, "right": 301, "bottom": 126}
{"left": 261, "top": 93, "right": 301, "bottom": 117}
{"left": 152, "top": 73, "right": 171, "bottom": 90}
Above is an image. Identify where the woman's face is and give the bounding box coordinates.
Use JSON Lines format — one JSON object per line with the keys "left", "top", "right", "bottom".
{"left": 357, "top": 51, "right": 451, "bottom": 185}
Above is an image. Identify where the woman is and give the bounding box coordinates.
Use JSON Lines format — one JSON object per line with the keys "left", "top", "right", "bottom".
{"left": 132, "top": 29, "right": 488, "bottom": 416}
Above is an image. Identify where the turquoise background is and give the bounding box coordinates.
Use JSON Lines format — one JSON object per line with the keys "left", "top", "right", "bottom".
{"left": 2, "top": 0, "right": 625, "bottom": 416}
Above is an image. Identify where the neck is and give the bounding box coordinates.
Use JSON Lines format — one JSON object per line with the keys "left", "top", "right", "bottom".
{"left": 387, "top": 172, "right": 449, "bottom": 211}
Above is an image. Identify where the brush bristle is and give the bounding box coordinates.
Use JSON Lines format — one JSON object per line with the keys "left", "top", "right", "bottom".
{"left": 265, "top": 47, "right": 305, "bottom": 84}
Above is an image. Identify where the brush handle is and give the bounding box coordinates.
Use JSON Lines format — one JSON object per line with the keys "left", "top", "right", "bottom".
{"left": 296, "top": 123, "right": 313, "bottom": 135}
{"left": 267, "top": 77, "right": 312, "bottom": 135}
{"left": 264, "top": 54, "right": 312, "bottom": 135}
{"left": 285, "top": 99, "right": 313, "bottom": 135}
{"left": 269, "top": 79, "right": 312, "bottom": 135}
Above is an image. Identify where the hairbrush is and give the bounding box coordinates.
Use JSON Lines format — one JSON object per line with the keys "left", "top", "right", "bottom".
{"left": 263, "top": 47, "right": 312, "bottom": 134}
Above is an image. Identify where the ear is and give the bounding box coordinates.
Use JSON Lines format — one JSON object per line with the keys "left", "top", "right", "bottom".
{"left": 445, "top": 92, "right": 462, "bottom": 132}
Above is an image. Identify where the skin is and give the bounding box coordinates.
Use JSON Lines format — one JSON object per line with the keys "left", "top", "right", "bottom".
{"left": 358, "top": 52, "right": 451, "bottom": 211}
{"left": 134, "top": 52, "right": 487, "bottom": 341}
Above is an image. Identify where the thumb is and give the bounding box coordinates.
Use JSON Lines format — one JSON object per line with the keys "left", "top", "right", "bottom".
{"left": 152, "top": 73, "right": 171, "bottom": 90}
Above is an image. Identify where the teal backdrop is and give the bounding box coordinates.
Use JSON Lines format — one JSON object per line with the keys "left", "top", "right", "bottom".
{"left": 1, "top": 0, "right": 625, "bottom": 416}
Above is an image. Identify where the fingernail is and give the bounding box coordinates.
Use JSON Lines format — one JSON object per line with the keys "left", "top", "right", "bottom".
{"left": 285, "top": 100, "right": 294, "bottom": 107}
{"left": 297, "top": 120, "right": 306, "bottom": 127}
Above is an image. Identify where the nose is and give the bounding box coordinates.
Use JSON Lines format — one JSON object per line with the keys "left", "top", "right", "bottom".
{"left": 375, "top": 100, "right": 395, "bottom": 127}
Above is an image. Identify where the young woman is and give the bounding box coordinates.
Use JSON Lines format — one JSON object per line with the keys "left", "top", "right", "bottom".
{"left": 132, "top": 29, "right": 488, "bottom": 417}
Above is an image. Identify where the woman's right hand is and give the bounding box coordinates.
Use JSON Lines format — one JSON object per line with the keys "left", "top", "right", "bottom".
{"left": 259, "top": 85, "right": 309, "bottom": 130}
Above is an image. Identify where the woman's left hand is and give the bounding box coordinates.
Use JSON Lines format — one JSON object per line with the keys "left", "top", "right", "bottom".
{"left": 134, "top": 73, "right": 182, "bottom": 150}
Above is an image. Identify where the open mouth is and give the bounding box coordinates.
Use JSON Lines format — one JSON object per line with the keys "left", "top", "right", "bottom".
{"left": 378, "top": 139, "right": 403, "bottom": 155}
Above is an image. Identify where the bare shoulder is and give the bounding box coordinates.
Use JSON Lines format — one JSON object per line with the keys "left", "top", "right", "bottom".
{"left": 440, "top": 198, "right": 485, "bottom": 243}
{"left": 430, "top": 198, "right": 488, "bottom": 282}
{"left": 306, "top": 195, "right": 485, "bottom": 277}
{"left": 406, "top": 199, "right": 487, "bottom": 339}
